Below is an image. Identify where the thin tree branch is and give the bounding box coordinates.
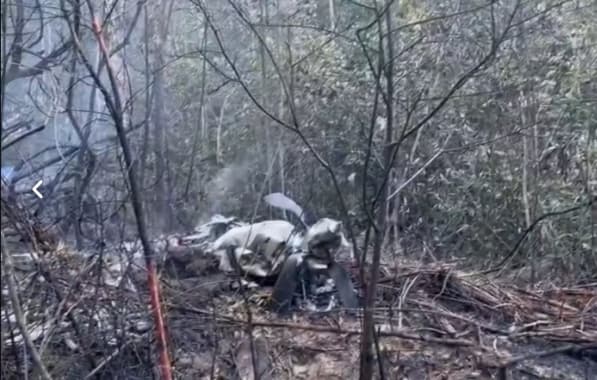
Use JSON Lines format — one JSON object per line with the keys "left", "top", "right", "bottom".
{"left": 1, "top": 232, "right": 54, "bottom": 380}
{"left": 2, "top": 124, "right": 45, "bottom": 149}
{"left": 482, "top": 198, "right": 594, "bottom": 275}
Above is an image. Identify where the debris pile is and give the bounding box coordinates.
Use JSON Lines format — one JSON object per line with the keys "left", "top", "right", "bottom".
{"left": 1, "top": 200, "right": 595, "bottom": 379}
{"left": 165, "top": 260, "right": 596, "bottom": 379}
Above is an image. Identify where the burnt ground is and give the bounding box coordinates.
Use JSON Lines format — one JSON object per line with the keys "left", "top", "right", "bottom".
{"left": 162, "top": 257, "right": 596, "bottom": 380}
{"left": 2, "top": 243, "right": 596, "bottom": 380}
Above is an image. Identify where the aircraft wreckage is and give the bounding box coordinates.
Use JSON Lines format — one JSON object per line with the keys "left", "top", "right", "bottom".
{"left": 180, "top": 193, "right": 359, "bottom": 312}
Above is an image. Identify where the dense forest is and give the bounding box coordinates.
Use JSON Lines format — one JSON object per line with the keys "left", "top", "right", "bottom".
{"left": 1, "top": 1, "right": 595, "bottom": 379}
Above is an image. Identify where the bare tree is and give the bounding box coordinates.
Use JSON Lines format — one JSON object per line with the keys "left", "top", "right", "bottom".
{"left": 61, "top": 1, "right": 173, "bottom": 378}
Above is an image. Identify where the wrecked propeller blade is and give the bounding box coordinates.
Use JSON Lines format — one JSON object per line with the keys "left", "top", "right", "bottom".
{"left": 328, "top": 262, "right": 359, "bottom": 310}
{"left": 271, "top": 254, "right": 303, "bottom": 313}
{"left": 264, "top": 192, "right": 310, "bottom": 227}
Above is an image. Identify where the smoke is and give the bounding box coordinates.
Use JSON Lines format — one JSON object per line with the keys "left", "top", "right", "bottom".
{"left": 205, "top": 161, "right": 251, "bottom": 216}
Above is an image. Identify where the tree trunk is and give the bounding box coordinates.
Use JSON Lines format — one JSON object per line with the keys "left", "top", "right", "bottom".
{"left": 260, "top": 0, "right": 273, "bottom": 206}
{"left": 329, "top": 0, "right": 335, "bottom": 30}
{"left": 139, "top": 5, "right": 152, "bottom": 194}
{"left": 88, "top": 16, "right": 173, "bottom": 380}
{"left": 184, "top": 21, "right": 209, "bottom": 199}
{"left": 359, "top": 2, "right": 395, "bottom": 379}
{"left": 151, "top": 0, "right": 175, "bottom": 233}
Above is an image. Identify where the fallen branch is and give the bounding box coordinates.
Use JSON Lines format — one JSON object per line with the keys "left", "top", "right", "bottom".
{"left": 497, "top": 342, "right": 597, "bottom": 368}
{"left": 168, "top": 304, "right": 475, "bottom": 347}
{"left": 84, "top": 341, "right": 132, "bottom": 379}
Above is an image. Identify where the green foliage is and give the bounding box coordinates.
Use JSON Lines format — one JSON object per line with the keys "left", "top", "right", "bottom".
{"left": 9, "top": 0, "right": 594, "bottom": 282}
